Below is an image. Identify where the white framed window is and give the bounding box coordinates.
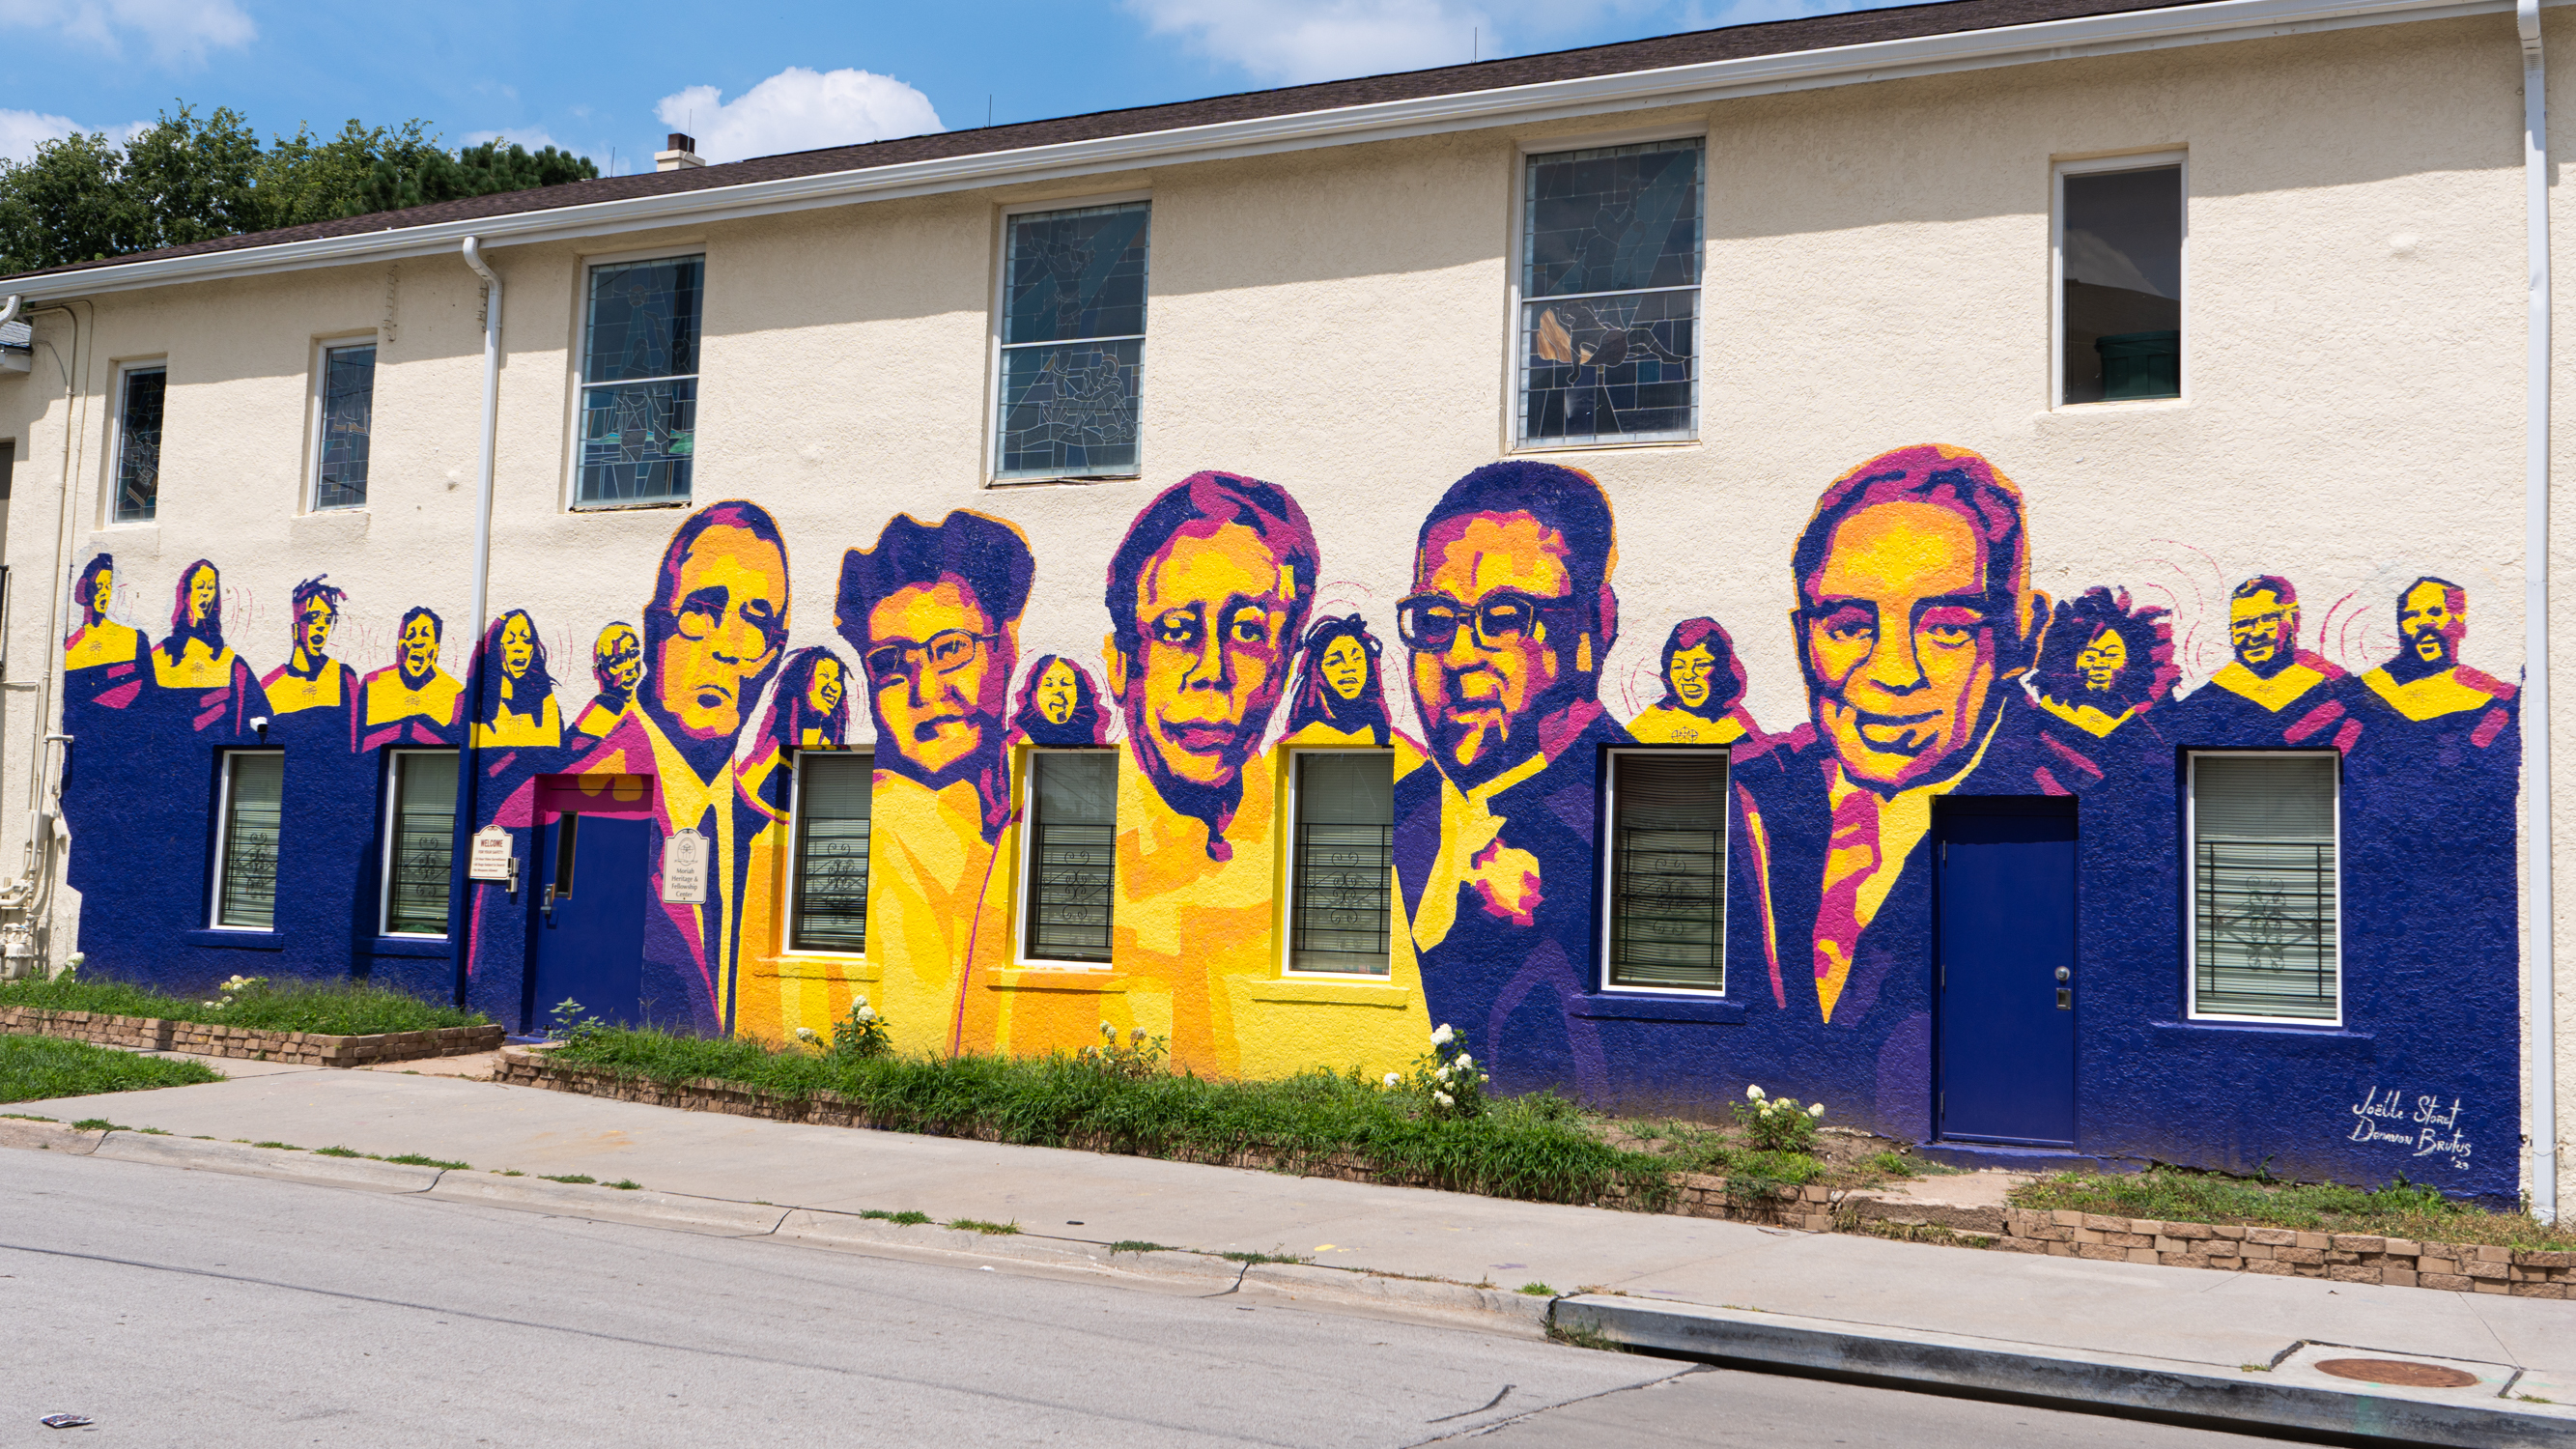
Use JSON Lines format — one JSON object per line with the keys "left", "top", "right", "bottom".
{"left": 112, "top": 362, "right": 166, "bottom": 524}
{"left": 575, "top": 252, "right": 703, "bottom": 507}
{"left": 1019, "top": 749, "right": 1117, "bottom": 965}
{"left": 1514, "top": 136, "right": 1703, "bottom": 448}
{"left": 380, "top": 750, "right": 457, "bottom": 937}
{"left": 2187, "top": 752, "right": 2339, "bottom": 1024}
{"left": 1601, "top": 749, "right": 1728, "bottom": 993}
{"left": 2054, "top": 152, "right": 2185, "bottom": 408}
{"left": 212, "top": 752, "right": 284, "bottom": 930}
{"left": 790, "top": 752, "right": 873, "bottom": 953}
{"left": 1283, "top": 751, "right": 1396, "bottom": 977}
{"left": 312, "top": 340, "right": 378, "bottom": 511}
{"left": 992, "top": 198, "right": 1148, "bottom": 482}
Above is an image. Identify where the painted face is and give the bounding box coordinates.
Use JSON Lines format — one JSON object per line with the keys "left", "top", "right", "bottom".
{"left": 655, "top": 524, "right": 788, "bottom": 743}
{"left": 1668, "top": 643, "right": 1717, "bottom": 711}
{"left": 89, "top": 571, "right": 113, "bottom": 620}
{"left": 2229, "top": 590, "right": 2294, "bottom": 673}
{"left": 2399, "top": 582, "right": 2465, "bottom": 669}
{"left": 1319, "top": 635, "right": 1370, "bottom": 703}
{"left": 297, "top": 602, "right": 335, "bottom": 660}
{"left": 499, "top": 614, "right": 535, "bottom": 682}
{"left": 1798, "top": 500, "right": 2001, "bottom": 792}
{"left": 2076, "top": 627, "right": 2127, "bottom": 694}
{"left": 1121, "top": 522, "right": 1294, "bottom": 790}
{"left": 865, "top": 578, "right": 1002, "bottom": 778}
{"left": 400, "top": 615, "right": 440, "bottom": 682}
{"left": 807, "top": 657, "right": 845, "bottom": 716}
{"left": 597, "top": 625, "right": 643, "bottom": 695}
{"left": 1409, "top": 512, "right": 1574, "bottom": 773}
{"left": 185, "top": 567, "right": 217, "bottom": 629}
{"left": 1036, "top": 658, "right": 1079, "bottom": 726}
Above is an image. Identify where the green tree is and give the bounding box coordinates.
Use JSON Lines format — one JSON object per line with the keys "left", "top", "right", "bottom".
{"left": 351, "top": 139, "right": 599, "bottom": 215}
{"left": 256, "top": 119, "right": 445, "bottom": 231}
{"left": 0, "top": 130, "right": 145, "bottom": 271}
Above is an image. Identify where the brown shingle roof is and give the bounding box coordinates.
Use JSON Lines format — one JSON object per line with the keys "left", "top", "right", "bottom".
{"left": 6, "top": 0, "right": 2205, "bottom": 283}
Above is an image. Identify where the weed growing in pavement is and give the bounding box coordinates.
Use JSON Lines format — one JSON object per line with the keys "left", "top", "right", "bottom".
{"left": 1, "top": 1113, "right": 57, "bottom": 1122}
{"left": 855, "top": 1209, "right": 932, "bottom": 1226}
{"left": 1218, "top": 1249, "right": 1309, "bottom": 1265}
{"left": 2015, "top": 1166, "right": 2576, "bottom": 1251}
{"left": 1544, "top": 1321, "right": 1625, "bottom": 1352}
{"left": 607, "top": 1179, "right": 641, "bottom": 1190}
{"left": 385, "top": 1153, "right": 469, "bottom": 1170}
{"left": 2, "top": 1037, "right": 218, "bottom": 1104}
{"left": 539, "top": 1174, "right": 596, "bottom": 1185}
{"left": 0, "top": 975, "right": 486, "bottom": 1035}
{"left": 1108, "top": 1241, "right": 1170, "bottom": 1255}
{"left": 72, "top": 1119, "right": 125, "bottom": 1131}
{"left": 1517, "top": 1283, "right": 1557, "bottom": 1296}
{"left": 313, "top": 1147, "right": 363, "bottom": 1157}
{"left": 946, "top": 1218, "right": 1020, "bottom": 1236}
{"left": 252, "top": 1141, "right": 300, "bottom": 1151}
{"left": 498, "top": 1170, "right": 524, "bottom": 1177}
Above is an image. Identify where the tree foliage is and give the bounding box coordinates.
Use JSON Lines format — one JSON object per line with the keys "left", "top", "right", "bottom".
{"left": 0, "top": 103, "right": 600, "bottom": 275}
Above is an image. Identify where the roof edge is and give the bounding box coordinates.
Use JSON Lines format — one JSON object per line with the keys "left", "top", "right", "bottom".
{"left": 0, "top": 0, "right": 2524, "bottom": 301}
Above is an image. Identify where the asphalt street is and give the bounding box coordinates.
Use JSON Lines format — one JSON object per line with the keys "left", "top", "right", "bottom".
{"left": 3, "top": 1151, "right": 2279, "bottom": 1446}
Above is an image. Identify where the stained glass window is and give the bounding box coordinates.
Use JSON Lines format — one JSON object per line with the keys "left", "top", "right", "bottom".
{"left": 216, "top": 753, "right": 283, "bottom": 930}
{"left": 1607, "top": 753, "right": 1727, "bottom": 991}
{"left": 997, "top": 202, "right": 1148, "bottom": 480}
{"left": 794, "top": 753, "right": 873, "bottom": 952}
{"left": 578, "top": 255, "right": 703, "bottom": 506}
{"left": 2192, "top": 754, "right": 2338, "bottom": 1021}
{"left": 115, "top": 365, "right": 165, "bottom": 523}
{"left": 1519, "top": 140, "right": 1702, "bottom": 445}
{"left": 1025, "top": 751, "right": 1116, "bottom": 962}
{"left": 315, "top": 343, "right": 376, "bottom": 511}
{"left": 1288, "top": 753, "right": 1394, "bottom": 976}
{"left": 382, "top": 751, "right": 456, "bottom": 936}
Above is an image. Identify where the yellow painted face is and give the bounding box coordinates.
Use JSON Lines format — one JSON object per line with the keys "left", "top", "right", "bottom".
{"left": 655, "top": 524, "right": 788, "bottom": 742}
{"left": 866, "top": 578, "right": 999, "bottom": 777}
{"left": 807, "top": 656, "right": 844, "bottom": 716}
{"left": 1319, "top": 635, "right": 1370, "bottom": 702}
{"left": 1799, "top": 500, "right": 1998, "bottom": 791}
{"left": 400, "top": 615, "right": 440, "bottom": 678}
{"left": 91, "top": 571, "right": 113, "bottom": 618}
{"left": 499, "top": 614, "right": 535, "bottom": 681}
{"left": 1123, "top": 522, "right": 1293, "bottom": 789}
{"left": 597, "top": 624, "right": 643, "bottom": 694}
{"left": 2399, "top": 581, "right": 2464, "bottom": 668}
{"left": 1035, "top": 658, "right": 1079, "bottom": 725}
{"left": 297, "top": 602, "right": 335, "bottom": 659}
{"left": 1668, "top": 643, "right": 1716, "bottom": 711}
{"left": 1410, "top": 512, "right": 1573, "bottom": 772}
{"left": 186, "top": 567, "right": 218, "bottom": 628}
{"left": 2076, "top": 627, "right": 2127, "bottom": 693}
{"left": 2229, "top": 590, "right": 2292, "bottom": 669}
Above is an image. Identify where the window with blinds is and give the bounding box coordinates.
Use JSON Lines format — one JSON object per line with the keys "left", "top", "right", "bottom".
{"left": 2192, "top": 753, "right": 2338, "bottom": 1021}
{"left": 1289, "top": 752, "right": 1394, "bottom": 976}
{"left": 1606, "top": 752, "right": 1728, "bottom": 991}
{"left": 214, "top": 753, "right": 283, "bottom": 929}
{"left": 793, "top": 753, "right": 873, "bottom": 952}
{"left": 1025, "top": 751, "right": 1116, "bottom": 963}
{"left": 382, "top": 751, "right": 456, "bottom": 936}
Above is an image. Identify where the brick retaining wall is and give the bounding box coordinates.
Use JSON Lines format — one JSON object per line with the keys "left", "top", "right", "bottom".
{"left": 493, "top": 1046, "right": 2573, "bottom": 1298}
{"left": 3, "top": 1008, "right": 503, "bottom": 1066}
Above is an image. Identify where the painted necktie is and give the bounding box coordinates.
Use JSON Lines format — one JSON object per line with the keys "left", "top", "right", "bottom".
{"left": 1813, "top": 785, "right": 1880, "bottom": 1023}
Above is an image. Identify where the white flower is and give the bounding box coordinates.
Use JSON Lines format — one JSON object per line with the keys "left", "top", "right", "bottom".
{"left": 1430, "top": 1024, "right": 1455, "bottom": 1046}
{"left": 1101, "top": 1020, "right": 1117, "bottom": 1037}
{"left": 855, "top": 1007, "right": 877, "bottom": 1023}
{"left": 851, "top": 995, "right": 867, "bottom": 1009}
{"left": 1433, "top": 1064, "right": 1452, "bottom": 1081}
{"left": 1745, "top": 1084, "right": 1766, "bottom": 1101}
{"left": 1455, "top": 1053, "right": 1474, "bottom": 1070}
{"left": 1433, "top": 1090, "right": 1455, "bottom": 1108}
{"left": 794, "top": 1027, "right": 820, "bottom": 1042}
{"left": 1808, "top": 1103, "right": 1826, "bottom": 1119}
{"left": 1131, "top": 1027, "right": 1148, "bottom": 1044}
{"left": 1383, "top": 1072, "right": 1402, "bottom": 1088}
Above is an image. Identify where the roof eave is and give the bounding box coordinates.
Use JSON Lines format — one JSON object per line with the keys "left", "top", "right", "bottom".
{"left": 0, "top": 0, "right": 2520, "bottom": 301}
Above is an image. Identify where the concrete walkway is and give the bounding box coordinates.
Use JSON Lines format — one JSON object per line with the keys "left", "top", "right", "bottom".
{"left": 20, "top": 1058, "right": 2573, "bottom": 1400}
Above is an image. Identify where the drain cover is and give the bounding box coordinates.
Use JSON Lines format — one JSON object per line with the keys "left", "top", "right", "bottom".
{"left": 2314, "top": 1358, "right": 2483, "bottom": 1389}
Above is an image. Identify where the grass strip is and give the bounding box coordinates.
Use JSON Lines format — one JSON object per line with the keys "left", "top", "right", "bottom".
{"left": 548, "top": 1028, "right": 1678, "bottom": 1211}
{"left": 0, "top": 976, "right": 488, "bottom": 1036}
{"left": 0, "top": 1036, "right": 219, "bottom": 1102}
{"left": 2014, "top": 1167, "right": 2576, "bottom": 1251}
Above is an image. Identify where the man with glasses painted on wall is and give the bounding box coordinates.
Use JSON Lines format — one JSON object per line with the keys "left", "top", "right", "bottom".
{"left": 2166, "top": 575, "right": 2363, "bottom": 753}
{"left": 1394, "top": 461, "right": 1630, "bottom": 1099}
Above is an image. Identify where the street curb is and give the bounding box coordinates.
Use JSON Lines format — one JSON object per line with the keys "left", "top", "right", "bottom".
{"left": 88, "top": 1133, "right": 444, "bottom": 1192}
{"left": 426, "top": 1176, "right": 789, "bottom": 1235}
{"left": 1555, "top": 1295, "right": 2576, "bottom": 1448}
{"left": 0, "top": 1119, "right": 104, "bottom": 1154}
{"left": 1244, "top": 1262, "right": 1551, "bottom": 1331}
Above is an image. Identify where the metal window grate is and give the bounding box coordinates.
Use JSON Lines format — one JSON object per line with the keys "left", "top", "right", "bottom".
{"left": 384, "top": 752, "right": 456, "bottom": 936}
{"left": 793, "top": 754, "right": 872, "bottom": 952}
{"left": 1027, "top": 752, "right": 1116, "bottom": 962}
{"left": 1608, "top": 753, "right": 1727, "bottom": 990}
{"left": 1289, "top": 753, "right": 1394, "bottom": 976}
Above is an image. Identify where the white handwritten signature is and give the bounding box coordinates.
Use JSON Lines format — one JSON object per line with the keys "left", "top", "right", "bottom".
{"left": 2347, "top": 1087, "right": 2471, "bottom": 1170}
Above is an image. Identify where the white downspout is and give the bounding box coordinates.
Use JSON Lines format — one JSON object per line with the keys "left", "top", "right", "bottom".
{"left": 452, "top": 238, "right": 503, "bottom": 1004}
{"left": 2522, "top": 0, "right": 2560, "bottom": 1225}
{"left": 0, "top": 295, "right": 20, "bottom": 328}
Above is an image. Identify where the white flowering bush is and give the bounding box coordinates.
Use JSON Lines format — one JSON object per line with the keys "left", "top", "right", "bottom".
{"left": 203, "top": 974, "right": 268, "bottom": 1011}
{"left": 1078, "top": 1019, "right": 1168, "bottom": 1079}
{"left": 1393, "top": 1023, "right": 1487, "bottom": 1122}
{"left": 828, "top": 995, "right": 893, "bottom": 1061}
{"left": 1735, "top": 1083, "right": 1827, "bottom": 1154}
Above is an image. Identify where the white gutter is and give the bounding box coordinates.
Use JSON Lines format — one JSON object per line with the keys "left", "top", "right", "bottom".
{"left": 2522, "top": 0, "right": 2560, "bottom": 1225}
{"left": 0, "top": 0, "right": 2554, "bottom": 301}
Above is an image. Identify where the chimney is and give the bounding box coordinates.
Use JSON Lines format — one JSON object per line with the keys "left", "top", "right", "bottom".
{"left": 655, "top": 132, "right": 706, "bottom": 171}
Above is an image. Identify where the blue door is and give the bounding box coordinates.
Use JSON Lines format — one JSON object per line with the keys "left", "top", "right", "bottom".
{"left": 1935, "top": 798, "right": 2078, "bottom": 1147}
{"left": 528, "top": 812, "right": 651, "bottom": 1030}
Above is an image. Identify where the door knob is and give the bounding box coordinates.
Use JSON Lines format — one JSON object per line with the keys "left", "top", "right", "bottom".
{"left": 2054, "top": 967, "right": 2070, "bottom": 982}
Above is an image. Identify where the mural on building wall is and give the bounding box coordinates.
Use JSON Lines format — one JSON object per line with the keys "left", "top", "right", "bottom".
{"left": 52, "top": 441, "right": 2530, "bottom": 1199}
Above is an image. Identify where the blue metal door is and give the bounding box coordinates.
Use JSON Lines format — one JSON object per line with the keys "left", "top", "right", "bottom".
{"left": 529, "top": 812, "right": 651, "bottom": 1030}
{"left": 1935, "top": 798, "right": 2078, "bottom": 1146}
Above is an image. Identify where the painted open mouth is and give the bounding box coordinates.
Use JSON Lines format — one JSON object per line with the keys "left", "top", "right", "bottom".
{"left": 1159, "top": 721, "right": 1243, "bottom": 756}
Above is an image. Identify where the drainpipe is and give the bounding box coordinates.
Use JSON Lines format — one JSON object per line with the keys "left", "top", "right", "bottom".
{"left": 0, "top": 295, "right": 19, "bottom": 329}
{"left": 447, "top": 239, "right": 503, "bottom": 1009}
{"left": 2522, "top": 0, "right": 2560, "bottom": 1226}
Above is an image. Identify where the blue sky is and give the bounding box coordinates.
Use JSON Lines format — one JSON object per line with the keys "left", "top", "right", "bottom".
{"left": 0, "top": 0, "right": 1906, "bottom": 170}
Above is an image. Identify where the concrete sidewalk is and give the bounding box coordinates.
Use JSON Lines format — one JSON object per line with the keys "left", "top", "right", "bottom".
{"left": 14, "top": 1060, "right": 2576, "bottom": 1441}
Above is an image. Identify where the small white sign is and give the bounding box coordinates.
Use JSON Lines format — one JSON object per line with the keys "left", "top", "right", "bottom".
{"left": 661, "top": 829, "right": 709, "bottom": 905}
{"left": 467, "top": 827, "right": 514, "bottom": 882}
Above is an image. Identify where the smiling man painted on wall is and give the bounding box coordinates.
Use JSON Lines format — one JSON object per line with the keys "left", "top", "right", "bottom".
{"left": 1394, "top": 460, "right": 1628, "bottom": 1096}
{"left": 360, "top": 607, "right": 464, "bottom": 749}
{"left": 2167, "top": 575, "right": 2363, "bottom": 752}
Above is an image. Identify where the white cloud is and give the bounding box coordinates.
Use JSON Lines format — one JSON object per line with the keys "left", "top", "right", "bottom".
{"left": 0, "top": 107, "right": 146, "bottom": 163}
{"left": 0, "top": 0, "right": 255, "bottom": 66}
{"left": 1122, "top": 0, "right": 1664, "bottom": 85}
{"left": 654, "top": 68, "right": 942, "bottom": 165}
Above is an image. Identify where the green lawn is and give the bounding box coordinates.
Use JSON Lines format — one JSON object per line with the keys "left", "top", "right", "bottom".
{"left": 2013, "top": 1166, "right": 2576, "bottom": 1251}
{"left": 0, "top": 975, "right": 489, "bottom": 1036}
{"left": 0, "top": 1035, "right": 221, "bottom": 1102}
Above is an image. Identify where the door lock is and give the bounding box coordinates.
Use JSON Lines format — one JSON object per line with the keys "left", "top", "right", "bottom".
{"left": 541, "top": 883, "right": 557, "bottom": 922}
{"left": 2056, "top": 988, "right": 2073, "bottom": 1010}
